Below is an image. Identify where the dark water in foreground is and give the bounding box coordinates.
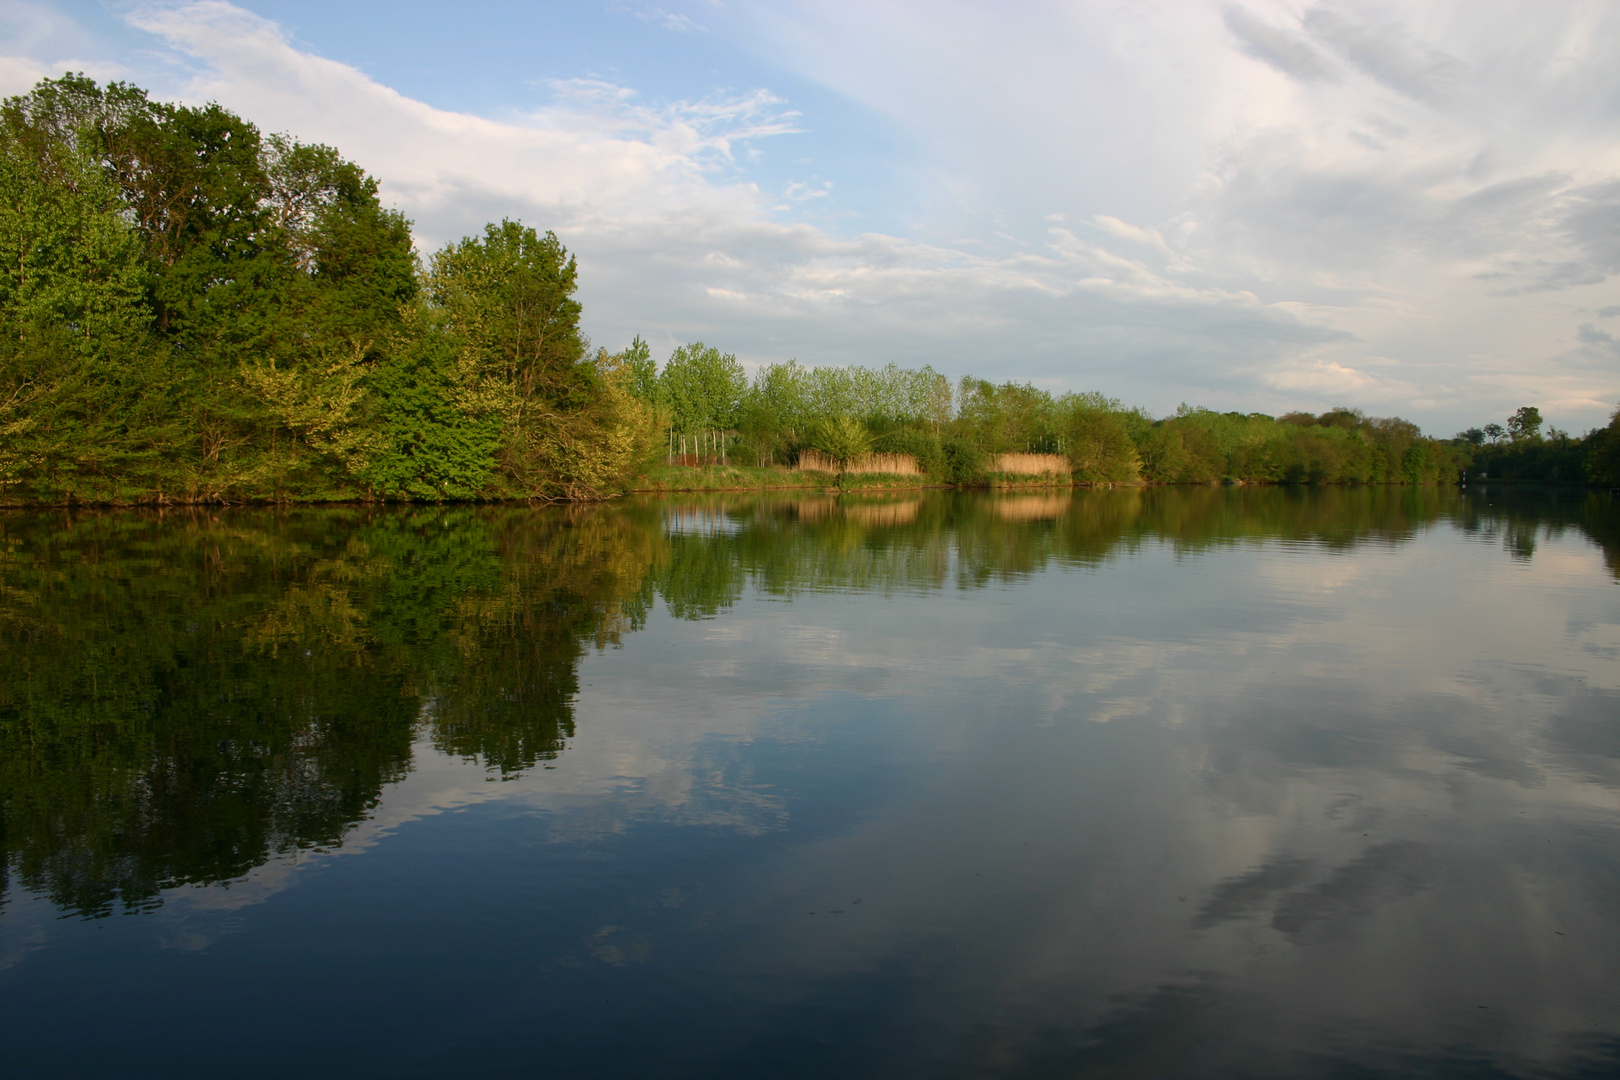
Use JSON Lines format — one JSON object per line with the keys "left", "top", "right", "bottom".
{"left": 1, "top": 487, "right": 1617, "bottom": 1079}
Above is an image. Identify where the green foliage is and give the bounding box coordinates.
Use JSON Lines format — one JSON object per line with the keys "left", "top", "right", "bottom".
{"left": 620, "top": 334, "right": 659, "bottom": 404}
{"left": 428, "top": 220, "right": 584, "bottom": 404}
{"left": 0, "top": 124, "right": 147, "bottom": 348}
{"left": 1587, "top": 409, "right": 1620, "bottom": 486}
{"left": 954, "top": 378, "right": 1059, "bottom": 454}
{"left": 1059, "top": 393, "right": 1139, "bottom": 483}
{"left": 423, "top": 219, "right": 649, "bottom": 500}
{"left": 661, "top": 342, "right": 747, "bottom": 433}
{"left": 0, "top": 75, "right": 645, "bottom": 505}
{"left": 0, "top": 105, "right": 189, "bottom": 500}
{"left": 1508, "top": 405, "right": 1544, "bottom": 443}
{"left": 942, "top": 437, "right": 986, "bottom": 483}
{"left": 1458, "top": 404, "right": 1610, "bottom": 487}
{"left": 358, "top": 317, "right": 502, "bottom": 499}
{"left": 806, "top": 415, "right": 873, "bottom": 469}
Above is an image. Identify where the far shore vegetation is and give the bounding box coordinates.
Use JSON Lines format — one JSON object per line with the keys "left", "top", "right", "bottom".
{"left": 4, "top": 75, "right": 1618, "bottom": 507}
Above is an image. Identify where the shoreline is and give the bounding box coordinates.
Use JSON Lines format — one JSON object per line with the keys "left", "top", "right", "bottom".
{"left": 3, "top": 479, "right": 1607, "bottom": 512}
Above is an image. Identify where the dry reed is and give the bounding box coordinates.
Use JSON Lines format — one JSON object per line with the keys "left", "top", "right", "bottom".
{"left": 794, "top": 450, "right": 922, "bottom": 475}
{"left": 792, "top": 449, "right": 837, "bottom": 472}
{"left": 991, "top": 452, "right": 1070, "bottom": 476}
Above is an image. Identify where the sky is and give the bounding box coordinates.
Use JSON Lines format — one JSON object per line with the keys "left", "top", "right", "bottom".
{"left": 2, "top": 0, "right": 1618, "bottom": 434}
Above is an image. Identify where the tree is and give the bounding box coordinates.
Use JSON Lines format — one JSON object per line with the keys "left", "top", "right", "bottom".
{"left": 1059, "top": 393, "right": 1138, "bottom": 482}
{"left": 1, "top": 74, "right": 660, "bottom": 504}
{"left": 425, "top": 221, "right": 650, "bottom": 499}
{"left": 428, "top": 220, "right": 584, "bottom": 404}
{"left": 1507, "top": 405, "right": 1543, "bottom": 443}
{"left": 0, "top": 74, "right": 432, "bottom": 501}
{"left": 807, "top": 415, "right": 872, "bottom": 469}
{"left": 1482, "top": 423, "right": 1507, "bottom": 444}
{"left": 1586, "top": 407, "right": 1620, "bottom": 486}
{"left": 954, "top": 378, "right": 1058, "bottom": 453}
{"left": 619, "top": 335, "right": 659, "bottom": 404}
{"left": 660, "top": 342, "right": 746, "bottom": 433}
{"left": 262, "top": 134, "right": 418, "bottom": 346}
{"left": 0, "top": 83, "right": 184, "bottom": 497}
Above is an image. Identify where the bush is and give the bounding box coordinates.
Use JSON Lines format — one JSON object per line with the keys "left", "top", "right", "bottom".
{"left": 942, "top": 437, "right": 985, "bottom": 483}
{"left": 805, "top": 415, "right": 872, "bottom": 468}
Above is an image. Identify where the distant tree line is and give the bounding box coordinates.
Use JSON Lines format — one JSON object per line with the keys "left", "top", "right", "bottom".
{"left": 4, "top": 74, "right": 1613, "bottom": 504}
{"left": 626, "top": 345, "right": 1620, "bottom": 489}
{"left": 627, "top": 354, "right": 1488, "bottom": 485}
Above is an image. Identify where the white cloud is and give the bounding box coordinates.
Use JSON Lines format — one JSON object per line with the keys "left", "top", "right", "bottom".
{"left": 0, "top": 53, "right": 59, "bottom": 97}
{"left": 1264, "top": 358, "right": 1383, "bottom": 395}
{"left": 628, "top": 5, "right": 706, "bottom": 34}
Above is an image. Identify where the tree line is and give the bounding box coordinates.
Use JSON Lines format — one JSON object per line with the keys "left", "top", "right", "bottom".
{"left": 4, "top": 74, "right": 1614, "bottom": 505}
{"left": 630, "top": 350, "right": 1620, "bottom": 487}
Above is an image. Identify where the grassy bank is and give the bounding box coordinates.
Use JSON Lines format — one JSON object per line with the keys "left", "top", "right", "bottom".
{"left": 631, "top": 464, "right": 948, "bottom": 493}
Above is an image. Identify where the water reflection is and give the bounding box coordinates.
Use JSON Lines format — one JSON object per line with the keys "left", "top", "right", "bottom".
{"left": 1, "top": 488, "right": 1614, "bottom": 917}
{"left": 0, "top": 507, "right": 653, "bottom": 917}
{"left": 0, "top": 487, "right": 1616, "bottom": 1078}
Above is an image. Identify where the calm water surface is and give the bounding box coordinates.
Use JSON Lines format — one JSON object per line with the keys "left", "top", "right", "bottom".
{"left": 1, "top": 487, "right": 1617, "bottom": 1078}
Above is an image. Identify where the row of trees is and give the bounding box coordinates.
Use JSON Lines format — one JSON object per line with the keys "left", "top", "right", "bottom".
{"left": 624, "top": 339, "right": 1620, "bottom": 487}
{"left": 1, "top": 75, "right": 652, "bottom": 505}
{"left": 620, "top": 352, "right": 1473, "bottom": 485}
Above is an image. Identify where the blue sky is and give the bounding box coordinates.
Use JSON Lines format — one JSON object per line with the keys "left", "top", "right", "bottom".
{"left": 4, "top": 1, "right": 1618, "bottom": 434}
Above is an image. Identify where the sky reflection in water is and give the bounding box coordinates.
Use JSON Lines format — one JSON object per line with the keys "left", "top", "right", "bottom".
{"left": 1, "top": 488, "right": 1617, "bottom": 1078}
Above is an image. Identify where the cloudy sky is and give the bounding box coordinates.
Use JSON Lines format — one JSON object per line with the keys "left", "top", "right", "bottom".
{"left": 3, "top": 1, "right": 1618, "bottom": 434}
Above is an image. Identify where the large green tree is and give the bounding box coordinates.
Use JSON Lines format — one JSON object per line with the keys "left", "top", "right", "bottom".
{"left": 1507, "top": 405, "right": 1544, "bottom": 443}
{"left": 425, "top": 220, "right": 652, "bottom": 499}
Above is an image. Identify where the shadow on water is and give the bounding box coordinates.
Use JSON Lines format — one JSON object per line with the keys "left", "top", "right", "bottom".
{"left": 0, "top": 486, "right": 1614, "bottom": 920}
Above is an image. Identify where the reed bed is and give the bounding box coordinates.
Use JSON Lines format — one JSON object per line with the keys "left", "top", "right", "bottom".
{"left": 991, "top": 453, "right": 1071, "bottom": 476}
{"left": 793, "top": 451, "right": 922, "bottom": 475}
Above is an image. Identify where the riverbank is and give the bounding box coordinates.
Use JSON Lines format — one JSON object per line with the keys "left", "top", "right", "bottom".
{"left": 631, "top": 464, "right": 954, "bottom": 493}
